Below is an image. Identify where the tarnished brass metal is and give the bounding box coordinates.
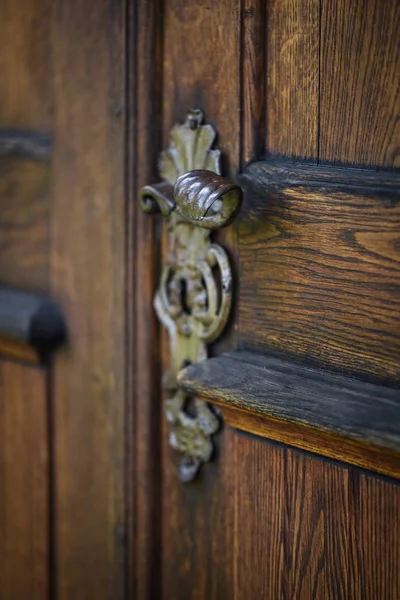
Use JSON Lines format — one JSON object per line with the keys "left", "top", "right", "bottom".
{"left": 139, "top": 109, "right": 242, "bottom": 482}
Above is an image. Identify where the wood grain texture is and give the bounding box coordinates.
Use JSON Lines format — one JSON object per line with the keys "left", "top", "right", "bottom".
{"left": 238, "top": 161, "right": 400, "bottom": 381}
{"left": 179, "top": 351, "right": 400, "bottom": 452}
{"left": 265, "top": 0, "right": 319, "bottom": 160}
{"left": 128, "top": 0, "right": 164, "bottom": 597}
{"left": 0, "top": 0, "right": 52, "bottom": 131}
{"left": 233, "top": 435, "right": 400, "bottom": 600}
{"left": 161, "top": 421, "right": 236, "bottom": 599}
{"left": 320, "top": 0, "right": 400, "bottom": 167}
{"left": 179, "top": 351, "right": 400, "bottom": 478}
{"left": 50, "top": 1, "right": 125, "bottom": 598}
{"left": 350, "top": 473, "right": 400, "bottom": 599}
{"left": 241, "top": 0, "right": 266, "bottom": 164}
{"left": 0, "top": 0, "right": 52, "bottom": 293}
{"left": 0, "top": 158, "right": 50, "bottom": 292}
{"left": 0, "top": 361, "right": 49, "bottom": 600}
{"left": 163, "top": 0, "right": 240, "bottom": 177}
{"left": 224, "top": 404, "right": 400, "bottom": 480}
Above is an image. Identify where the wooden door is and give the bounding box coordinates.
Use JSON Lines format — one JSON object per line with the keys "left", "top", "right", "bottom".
{"left": 0, "top": 1, "right": 125, "bottom": 598}
{"left": 130, "top": 1, "right": 400, "bottom": 599}
{"left": 1, "top": 1, "right": 399, "bottom": 599}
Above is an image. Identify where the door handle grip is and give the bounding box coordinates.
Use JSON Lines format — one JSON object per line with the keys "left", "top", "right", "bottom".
{"left": 139, "top": 110, "right": 242, "bottom": 482}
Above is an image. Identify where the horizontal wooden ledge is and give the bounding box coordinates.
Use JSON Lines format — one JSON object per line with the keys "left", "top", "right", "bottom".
{"left": 178, "top": 351, "right": 400, "bottom": 479}
{"left": 0, "top": 130, "right": 52, "bottom": 160}
{"left": 0, "top": 287, "right": 66, "bottom": 362}
{"left": 239, "top": 159, "right": 400, "bottom": 196}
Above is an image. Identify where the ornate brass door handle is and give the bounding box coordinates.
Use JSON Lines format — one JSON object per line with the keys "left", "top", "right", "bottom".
{"left": 139, "top": 110, "right": 242, "bottom": 481}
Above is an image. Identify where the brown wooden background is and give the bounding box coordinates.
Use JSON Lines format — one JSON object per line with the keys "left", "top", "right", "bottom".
{"left": 0, "top": 0, "right": 399, "bottom": 599}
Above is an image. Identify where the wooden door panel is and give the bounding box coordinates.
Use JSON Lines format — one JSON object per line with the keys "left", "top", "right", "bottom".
{"left": 265, "top": 0, "right": 400, "bottom": 167}
{"left": 3, "top": 0, "right": 398, "bottom": 597}
{"left": 0, "top": 0, "right": 53, "bottom": 295}
{"left": 237, "top": 162, "right": 400, "bottom": 381}
{"left": 0, "top": 0, "right": 52, "bottom": 132}
{"left": 130, "top": 0, "right": 400, "bottom": 598}
{"left": 234, "top": 435, "right": 400, "bottom": 600}
{"left": 320, "top": 0, "right": 400, "bottom": 167}
{"left": 0, "top": 361, "right": 49, "bottom": 600}
{"left": 161, "top": 425, "right": 236, "bottom": 599}
{"left": 266, "top": 0, "right": 319, "bottom": 160}
{"left": 51, "top": 1, "right": 126, "bottom": 597}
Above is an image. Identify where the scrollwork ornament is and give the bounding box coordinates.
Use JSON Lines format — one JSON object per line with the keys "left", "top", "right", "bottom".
{"left": 139, "top": 109, "right": 242, "bottom": 482}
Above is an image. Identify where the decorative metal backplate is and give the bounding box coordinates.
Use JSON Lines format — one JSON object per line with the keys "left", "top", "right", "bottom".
{"left": 139, "top": 109, "right": 242, "bottom": 482}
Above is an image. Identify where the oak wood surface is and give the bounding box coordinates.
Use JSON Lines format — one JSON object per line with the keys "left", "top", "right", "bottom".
{"left": 50, "top": 1, "right": 126, "bottom": 598}
{"left": 223, "top": 404, "right": 400, "bottom": 480}
{"left": 0, "top": 361, "right": 49, "bottom": 600}
{"left": 0, "top": 0, "right": 52, "bottom": 293}
{"left": 178, "top": 351, "right": 400, "bottom": 477}
{"left": 3, "top": 0, "right": 399, "bottom": 598}
{"left": 233, "top": 435, "right": 400, "bottom": 600}
{"left": 265, "top": 0, "right": 319, "bottom": 160}
{"left": 320, "top": 0, "right": 400, "bottom": 167}
{"left": 0, "top": 158, "right": 50, "bottom": 292}
{"left": 238, "top": 161, "right": 400, "bottom": 381}
{"left": 265, "top": 0, "right": 400, "bottom": 167}
{"left": 0, "top": 0, "right": 52, "bottom": 131}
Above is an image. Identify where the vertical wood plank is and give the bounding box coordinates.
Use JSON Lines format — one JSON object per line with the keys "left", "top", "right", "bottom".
{"left": 0, "top": 0, "right": 52, "bottom": 293}
{"left": 0, "top": 159, "right": 50, "bottom": 292}
{"left": 128, "top": 0, "right": 164, "bottom": 597}
{"left": 50, "top": 1, "right": 126, "bottom": 598}
{"left": 160, "top": 1, "right": 241, "bottom": 596}
{"left": 0, "top": 361, "right": 49, "bottom": 600}
{"left": 320, "top": 0, "right": 400, "bottom": 167}
{"left": 323, "top": 463, "right": 350, "bottom": 599}
{"left": 265, "top": 0, "right": 319, "bottom": 160}
{"left": 234, "top": 434, "right": 286, "bottom": 599}
{"left": 163, "top": 0, "right": 241, "bottom": 177}
{"left": 161, "top": 425, "right": 236, "bottom": 600}
{"left": 232, "top": 435, "right": 400, "bottom": 599}
{"left": 282, "top": 449, "right": 328, "bottom": 600}
{"left": 0, "top": 0, "right": 52, "bottom": 130}
{"left": 234, "top": 439, "right": 330, "bottom": 599}
{"left": 241, "top": 0, "right": 266, "bottom": 165}
{"left": 349, "top": 473, "right": 400, "bottom": 600}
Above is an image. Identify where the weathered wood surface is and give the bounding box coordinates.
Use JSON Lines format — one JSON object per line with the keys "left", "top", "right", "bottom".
{"left": 238, "top": 161, "right": 400, "bottom": 381}
{"left": 266, "top": 0, "right": 319, "bottom": 160}
{"left": 233, "top": 436, "right": 400, "bottom": 600}
{"left": 320, "top": 0, "right": 400, "bottom": 167}
{"left": 179, "top": 350, "right": 400, "bottom": 477}
{"left": 265, "top": 0, "right": 400, "bottom": 167}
